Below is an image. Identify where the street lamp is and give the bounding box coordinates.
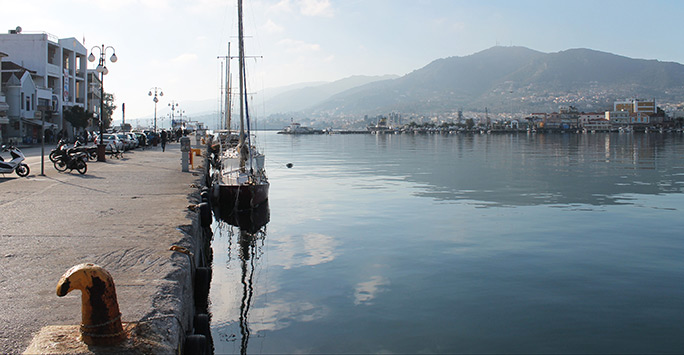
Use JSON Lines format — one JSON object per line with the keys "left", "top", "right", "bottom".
{"left": 178, "top": 109, "right": 186, "bottom": 129}
{"left": 88, "top": 44, "right": 117, "bottom": 162}
{"left": 168, "top": 101, "right": 179, "bottom": 131}
{"left": 148, "top": 87, "right": 163, "bottom": 132}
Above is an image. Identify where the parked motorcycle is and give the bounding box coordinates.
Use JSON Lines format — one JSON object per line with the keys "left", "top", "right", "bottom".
{"left": 0, "top": 144, "right": 30, "bottom": 177}
{"left": 50, "top": 139, "right": 97, "bottom": 162}
{"left": 49, "top": 139, "right": 69, "bottom": 163}
{"left": 73, "top": 141, "right": 98, "bottom": 161}
{"left": 53, "top": 149, "right": 87, "bottom": 174}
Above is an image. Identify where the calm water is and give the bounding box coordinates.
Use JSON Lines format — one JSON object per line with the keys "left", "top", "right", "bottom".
{"left": 209, "top": 131, "right": 684, "bottom": 354}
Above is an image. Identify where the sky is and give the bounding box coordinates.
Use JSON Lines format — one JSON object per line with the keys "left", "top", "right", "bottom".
{"left": 3, "top": 0, "right": 684, "bottom": 126}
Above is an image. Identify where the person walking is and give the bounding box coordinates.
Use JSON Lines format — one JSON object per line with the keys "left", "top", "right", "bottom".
{"left": 160, "top": 130, "right": 168, "bottom": 152}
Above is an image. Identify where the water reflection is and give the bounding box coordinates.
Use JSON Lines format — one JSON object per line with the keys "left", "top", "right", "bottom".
{"left": 354, "top": 276, "right": 390, "bottom": 306}
{"left": 212, "top": 201, "right": 270, "bottom": 234}
{"left": 311, "top": 132, "right": 684, "bottom": 207}
{"left": 236, "top": 227, "right": 264, "bottom": 355}
{"left": 211, "top": 200, "right": 269, "bottom": 355}
{"left": 211, "top": 221, "right": 266, "bottom": 355}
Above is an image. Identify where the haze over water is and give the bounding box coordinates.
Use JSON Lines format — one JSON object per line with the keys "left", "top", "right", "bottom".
{"left": 210, "top": 131, "right": 684, "bottom": 354}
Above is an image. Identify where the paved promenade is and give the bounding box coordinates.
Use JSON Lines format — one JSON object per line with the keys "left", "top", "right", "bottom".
{"left": 0, "top": 141, "right": 201, "bottom": 354}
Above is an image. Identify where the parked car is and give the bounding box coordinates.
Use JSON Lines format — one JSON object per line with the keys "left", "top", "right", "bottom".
{"left": 145, "top": 131, "right": 159, "bottom": 146}
{"left": 116, "top": 133, "right": 135, "bottom": 150}
{"left": 95, "top": 134, "right": 124, "bottom": 152}
{"left": 134, "top": 132, "right": 148, "bottom": 147}
{"left": 125, "top": 133, "right": 139, "bottom": 149}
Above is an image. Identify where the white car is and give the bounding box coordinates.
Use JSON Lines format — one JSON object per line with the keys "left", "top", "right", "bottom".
{"left": 95, "top": 134, "right": 124, "bottom": 152}
{"left": 116, "top": 133, "right": 135, "bottom": 150}
{"left": 125, "top": 133, "right": 139, "bottom": 149}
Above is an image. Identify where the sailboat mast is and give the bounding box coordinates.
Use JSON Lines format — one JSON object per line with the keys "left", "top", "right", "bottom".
{"left": 237, "top": 0, "right": 248, "bottom": 171}
{"left": 225, "top": 42, "right": 231, "bottom": 131}
{"left": 238, "top": 0, "right": 245, "bottom": 145}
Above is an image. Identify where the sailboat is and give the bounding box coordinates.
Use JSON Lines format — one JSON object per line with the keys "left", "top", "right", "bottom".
{"left": 212, "top": 0, "right": 269, "bottom": 213}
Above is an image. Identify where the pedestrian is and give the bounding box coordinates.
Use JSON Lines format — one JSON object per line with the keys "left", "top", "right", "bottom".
{"left": 160, "top": 130, "right": 168, "bottom": 152}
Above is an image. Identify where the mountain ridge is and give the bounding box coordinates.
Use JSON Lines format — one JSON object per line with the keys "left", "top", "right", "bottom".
{"left": 146, "top": 46, "right": 684, "bottom": 129}
{"left": 292, "top": 46, "right": 684, "bottom": 117}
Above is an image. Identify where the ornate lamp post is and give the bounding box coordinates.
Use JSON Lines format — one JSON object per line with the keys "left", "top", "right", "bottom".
{"left": 88, "top": 44, "right": 117, "bottom": 162}
{"left": 168, "top": 101, "right": 178, "bottom": 131}
{"left": 148, "top": 87, "right": 163, "bottom": 132}
{"left": 178, "top": 109, "right": 186, "bottom": 129}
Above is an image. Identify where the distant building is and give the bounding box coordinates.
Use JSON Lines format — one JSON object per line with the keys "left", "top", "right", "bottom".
{"left": 526, "top": 113, "right": 548, "bottom": 128}
{"left": 606, "top": 110, "right": 630, "bottom": 127}
{"left": 558, "top": 106, "right": 580, "bottom": 129}
{"left": 614, "top": 98, "right": 656, "bottom": 115}
{"left": 609, "top": 98, "right": 666, "bottom": 129}
{"left": 579, "top": 112, "right": 610, "bottom": 131}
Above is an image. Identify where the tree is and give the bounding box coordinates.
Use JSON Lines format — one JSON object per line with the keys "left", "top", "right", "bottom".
{"left": 63, "top": 106, "right": 92, "bottom": 130}
{"left": 102, "top": 92, "right": 117, "bottom": 130}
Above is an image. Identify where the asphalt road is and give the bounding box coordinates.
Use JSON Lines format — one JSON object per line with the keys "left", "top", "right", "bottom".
{"left": 0, "top": 141, "right": 201, "bottom": 354}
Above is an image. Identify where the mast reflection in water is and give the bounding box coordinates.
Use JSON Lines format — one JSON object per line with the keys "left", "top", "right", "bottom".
{"left": 211, "top": 202, "right": 268, "bottom": 355}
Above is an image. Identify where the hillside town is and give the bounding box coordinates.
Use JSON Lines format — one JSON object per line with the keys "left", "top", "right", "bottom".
{"left": 286, "top": 97, "right": 684, "bottom": 134}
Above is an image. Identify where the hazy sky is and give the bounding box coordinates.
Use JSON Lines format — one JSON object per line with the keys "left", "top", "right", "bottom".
{"left": 3, "top": 0, "right": 684, "bottom": 124}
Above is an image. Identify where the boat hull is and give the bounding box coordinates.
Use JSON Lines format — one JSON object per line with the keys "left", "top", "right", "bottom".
{"left": 213, "top": 181, "right": 269, "bottom": 211}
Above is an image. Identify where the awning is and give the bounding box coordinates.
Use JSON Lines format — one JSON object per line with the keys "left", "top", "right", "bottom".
{"left": 22, "top": 118, "right": 58, "bottom": 129}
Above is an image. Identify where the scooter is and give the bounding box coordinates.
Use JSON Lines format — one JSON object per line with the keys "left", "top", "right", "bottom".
{"left": 0, "top": 144, "right": 30, "bottom": 177}
{"left": 50, "top": 139, "right": 97, "bottom": 162}
{"left": 72, "top": 140, "right": 98, "bottom": 161}
{"left": 53, "top": 148, "right": 87, "bottom": 175}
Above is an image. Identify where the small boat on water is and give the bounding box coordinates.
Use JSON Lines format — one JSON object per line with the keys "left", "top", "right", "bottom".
{"left": 278, "top": 120, "right": 322, "bottom": 134}
{"left": 212, "top": 0, "right": 269, "bottom": 213}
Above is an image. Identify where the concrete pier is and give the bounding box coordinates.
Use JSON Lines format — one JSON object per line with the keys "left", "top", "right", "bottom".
{"left": 0, "top": 140, "right": 206, "bottom": 354}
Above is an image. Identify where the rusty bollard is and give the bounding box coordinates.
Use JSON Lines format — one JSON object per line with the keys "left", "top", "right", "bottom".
{"left": 56, "top": 263, "right": 126, "bottom": 345}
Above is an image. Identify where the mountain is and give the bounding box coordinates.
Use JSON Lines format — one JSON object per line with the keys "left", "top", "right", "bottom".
{"left": 263, "top": 75, "right": 398, "bottom": 115}
{"left": 131, "top": 47, "right": 684, "bottom": 129}
{"left": 300, "top": 46, "right": 684, "bottom": 116}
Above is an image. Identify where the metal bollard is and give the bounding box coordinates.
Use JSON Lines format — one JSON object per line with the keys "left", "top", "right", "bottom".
{"left": 56, "top": 263, "right": 125, "bottom": 345}
{"left": 181, "top": 137, "right": 190, "bottom": 172}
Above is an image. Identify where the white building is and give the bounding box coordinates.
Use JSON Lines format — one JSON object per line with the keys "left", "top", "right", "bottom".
{"left": 579, "top": 112, "right": 610, "bottom": 131}
{"left": 0, "top": 28, "right": 88, "bottom": 143}
{"left": 0, "top": 52, "right": 9, "bottom": 143}
{"left": 606, "top": 110, "right": 630, "bottom": 127}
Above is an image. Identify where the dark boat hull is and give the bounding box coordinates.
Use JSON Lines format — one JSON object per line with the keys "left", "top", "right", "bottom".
{"left": 213, "top": 182, "right": 269, "bottom": 211}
